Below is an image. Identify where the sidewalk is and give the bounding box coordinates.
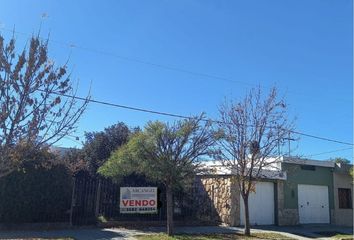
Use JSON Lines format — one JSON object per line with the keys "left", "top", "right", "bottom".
{"left": 0, "top": 225, "right": 351, "bottom": 240}
{"left": 253, "top": 224, "right": 353, "bottom": 239}
{"left": 143, "top": 225, "right": 312, "bottom": 239}
{"left": 142, "top": 225, "right": 353, "bottom": 240}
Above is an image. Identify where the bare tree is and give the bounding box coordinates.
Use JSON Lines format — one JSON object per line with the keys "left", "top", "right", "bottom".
{"left": 213, "top": 87, "right": 294, "bottom": 236}
{"left": 0, "top": 33, "right": 89, "bottom": 178}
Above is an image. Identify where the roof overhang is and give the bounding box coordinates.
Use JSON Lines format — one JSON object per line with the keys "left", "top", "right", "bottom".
{"left": 282, "top": 156, "right": 334, "bottom": 168}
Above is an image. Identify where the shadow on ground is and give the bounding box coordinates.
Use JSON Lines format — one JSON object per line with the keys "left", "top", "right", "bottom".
{"left": 0, "top": 228, "right": 128, "bottom": 240}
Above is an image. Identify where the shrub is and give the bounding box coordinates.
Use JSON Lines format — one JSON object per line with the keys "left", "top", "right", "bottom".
{"left": 0, "top": 164, "right": 72, "bottom": 223}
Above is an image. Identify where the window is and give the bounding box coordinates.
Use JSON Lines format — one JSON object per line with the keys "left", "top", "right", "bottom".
{"left": 338, "top": 188, "right": 352, "bottom": 209}
{"left": 300, "top": 165, "right": 316, "bottom": 171}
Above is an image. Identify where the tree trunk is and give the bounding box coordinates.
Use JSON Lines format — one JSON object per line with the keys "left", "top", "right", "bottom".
{"left": 243, "top": 195, "right": 251, "bottom": 236}
{"left": 166, "top": 185, "right": 174, "bottom": 236}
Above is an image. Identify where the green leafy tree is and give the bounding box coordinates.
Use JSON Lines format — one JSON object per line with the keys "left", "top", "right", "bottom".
{"left": 0, "top": 33, "right": 89, "bottom": 178}
{"left": 83, "top": 122, "right": 137, "bottom": 173}
{"left": 59, "top": 122, "right": 136, "bottom": 175}
{"left": 99, "top": 116, "right": 215, "bottom": 236}
{"left": 331, "top": 157, "right": 353, "bottom": 179}
{"left": 331, "top": 157, "right": 350, "bottom": 164}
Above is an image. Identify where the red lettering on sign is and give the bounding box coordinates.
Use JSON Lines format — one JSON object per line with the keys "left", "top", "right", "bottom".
{"left": 121, "top": 199, "right": 157, "bottom": 207}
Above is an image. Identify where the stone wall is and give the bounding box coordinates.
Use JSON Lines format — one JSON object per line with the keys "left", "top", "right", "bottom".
{"left": 194, "top": 174, "right": 346, "bottom": 227}
{"left": 278, "top": 209, "right": 299, "bottom": 225}
{"left": 194, "top": 176, "right": 240, "bottom": 225}
{"left": 277, "top": 180, "right": 299, "bottom": 225}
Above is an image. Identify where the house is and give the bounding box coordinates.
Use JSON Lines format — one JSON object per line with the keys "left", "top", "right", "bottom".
{"left": 333, "top": 162, "right": 353, "bottom": 226}
{"left": 196, "top": 156, "right": 353, "bottom": 227}
{"left": 196, "top": 158, "right": 286, "bottom": 226}
{"left": 279, "top": 157, "right": 335, "bottom": 225}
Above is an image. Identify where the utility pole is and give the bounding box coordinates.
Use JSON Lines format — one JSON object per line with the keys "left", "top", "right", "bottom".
{"left": 284, "top": 132, "right": 295, "bottom": 156}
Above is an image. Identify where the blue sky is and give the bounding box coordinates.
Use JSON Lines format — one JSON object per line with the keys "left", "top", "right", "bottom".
{"left": 1, "top": 0, "right": 353, "bottom": 161}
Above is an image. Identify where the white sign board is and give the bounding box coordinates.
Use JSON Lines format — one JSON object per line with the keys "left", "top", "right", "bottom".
{"left": 120, "top": 187, "right": 157, "bottom": 213}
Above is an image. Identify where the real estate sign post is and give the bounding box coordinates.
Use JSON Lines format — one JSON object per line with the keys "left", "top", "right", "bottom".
{"left": 120, "top": 187, "right": 157, "bottom": 213}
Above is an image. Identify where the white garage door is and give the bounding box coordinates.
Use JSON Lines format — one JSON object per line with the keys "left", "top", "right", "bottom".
{"left": 298, "top": 184, "right": 330, "bottom": 224}
{"left": 240, "top": 182, "right": 274, "bottom": 225}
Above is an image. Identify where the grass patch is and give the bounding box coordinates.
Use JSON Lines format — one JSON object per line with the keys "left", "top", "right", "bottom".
{"left": 97, "top": 214, "right": 108, "bottom": 223}
{"left": 315, "top": 231, "right": 354, "bottom": 240}
{"left": 8, "top": 238, "right": 74, "bottom": 240}
{"left": 135, "top": 232, "right": 294, "bottom": 240}
{"left": 332, "top": 234, "right": 354, "bottom": 240}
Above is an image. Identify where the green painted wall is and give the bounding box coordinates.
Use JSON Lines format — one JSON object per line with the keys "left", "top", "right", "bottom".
{"left": 282, "top": 163, "right": 334, "bottom": 209}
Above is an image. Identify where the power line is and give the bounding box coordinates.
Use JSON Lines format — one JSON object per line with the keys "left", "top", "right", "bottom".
{"left": 2, "top": 27, "right": 352, "bottom": 146}
{"left": 63, "top": 136, "right": 82, "bottom": 146}
{"left": 67, "top": 134, "right": 82, "bottom": 141}
{"left": 291, "top": 131, "right": 353, "bottom": 146}
{"left": 0, "top": 27, "right": 350, "bottom": 103}
{"left": 304, "top": 147, "right": 353, "bottom": 158}
{"left": 0, "top": 27, "right": 253, "bottom": 87}
{"left": 42, "top": 89, "right": 354, "bottom": 146}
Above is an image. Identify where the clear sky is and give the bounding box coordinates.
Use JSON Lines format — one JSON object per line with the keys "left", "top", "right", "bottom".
{"left": 1, "top": 0, "right": 353, "bottom": 161}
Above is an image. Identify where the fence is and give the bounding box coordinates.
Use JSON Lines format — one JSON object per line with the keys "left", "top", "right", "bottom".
{"left": 70, "top": 172, "right": 219, "bottom": 225}
{"left": 0, "top": 168, "right": 220, "bottom": 226}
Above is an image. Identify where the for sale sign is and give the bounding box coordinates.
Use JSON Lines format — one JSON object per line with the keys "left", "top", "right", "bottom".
{"left": 120, "top": 187, "right": 157, "bottom": 213}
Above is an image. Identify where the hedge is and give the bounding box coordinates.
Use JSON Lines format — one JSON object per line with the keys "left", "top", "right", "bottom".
{"left": 0, "top": 164, "right": 73, "bottom": 223}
